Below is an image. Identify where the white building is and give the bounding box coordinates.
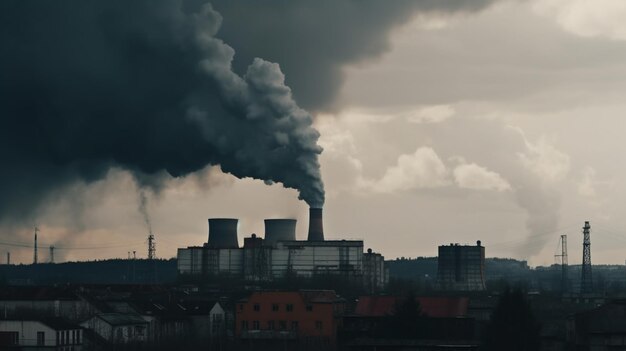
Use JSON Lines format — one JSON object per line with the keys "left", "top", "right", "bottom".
{"left": 0, "top": 319, "right": 83, "bottom": 350}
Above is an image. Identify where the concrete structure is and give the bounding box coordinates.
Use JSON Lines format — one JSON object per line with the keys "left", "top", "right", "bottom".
{"left": 307, "top": 208, "right": 324, "bottom": 241}
{"left": 207, "top": 218, "right": 239, "bottom": 249}
{"left": 235, "top": 290, "right": 345, "bottom": 347}
{"left": 81, "top": 313, "right": 148, "bottom": 344}
{"left": 436, "top": 241, "right": 486, "bottom": 291}
{"left": 0, "top": 319, "right": 83, "bottom": 350}
{"left": 264, "top": 219, "right": 297, "bottom": 244}
{"left": 363, "top": 248, "right": 389, "bottom": 294}
{"left": 178, "top": 217, "right": 388, "bottom": 289}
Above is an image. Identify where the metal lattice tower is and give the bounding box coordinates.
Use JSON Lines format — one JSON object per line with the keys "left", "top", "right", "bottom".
{"left": 148, "top": 234, "right": 156, "bottom": 260}
{"left": 554, "top": 235, "right": 568, "bottom": 293}
{"left": 580, "top": 221, "right": 593, "bottom": 294}
{"left": 33, "top": 226, "right": 39, "bottom": 264}
{"left": 49, "top": 246, "right": 55, "bottom": 263}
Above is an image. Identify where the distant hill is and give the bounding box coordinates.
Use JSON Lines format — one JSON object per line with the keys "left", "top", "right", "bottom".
{"left": 0, "top": 259, "right": 177, "bottom": 285}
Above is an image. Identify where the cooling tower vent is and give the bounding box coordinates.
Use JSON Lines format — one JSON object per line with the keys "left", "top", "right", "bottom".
{"left": 264, "top": 219, "right": 297, "bottom": 244}
{"left": 207, "top": 218, "right": 239, "bottom": 249}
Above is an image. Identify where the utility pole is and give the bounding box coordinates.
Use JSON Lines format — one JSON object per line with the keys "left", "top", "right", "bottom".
{"left": 580, "top": 221, "right": 593, "bottom": 294}
{"left": 6, "top": 252, "right": 10, "bottom": 265}
{"left": 33, "top": 226, "right": 39, "bottom": 265}
{"left": 49, "top": 246, "right": 55, "bottom": 263}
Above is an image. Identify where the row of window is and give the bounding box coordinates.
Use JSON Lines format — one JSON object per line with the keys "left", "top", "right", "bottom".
{"left": 56, "top": 329, "right": 80, "bottom": 345}
{"left": 248, "top": 303, "right": 314, "bottom": 312}
{"left": 241, "top": 320, "right": 323, "bottom": 331}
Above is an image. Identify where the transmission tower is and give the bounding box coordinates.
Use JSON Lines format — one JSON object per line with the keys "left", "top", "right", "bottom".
{"left": 33, "top": 226, "right": 39, "bottom": 264}
{"left": 49, "top": 246, "right": 55, "bottom": 263}
{"left": 147, "top": 233, "right": 156, "bottom": 260}
{"left": 554, "top": 235, "right": 568, "bottom": 293}
{"left": 580, "top": 221, "right": 593, "bottom": 294}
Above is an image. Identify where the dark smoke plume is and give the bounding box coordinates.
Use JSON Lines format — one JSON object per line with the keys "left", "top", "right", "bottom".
{"left": 0, "top": 0, "right": 498, "bottom": 224}
{"left": 0, "top": 0, "right": 324, "bottom": 223}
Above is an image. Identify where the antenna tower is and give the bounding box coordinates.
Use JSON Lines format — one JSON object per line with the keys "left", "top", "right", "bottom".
{"left": 148, "top": 233, "right": 156, "bottom": 260}
{"left": 580, "top": 221, "right": 593, "bottom": 294}
{"left": 554, "top": 235, "right": 568, "bottom": 293}
{"left": 33, "top": 226, "right": 39, "bottom": 264}
{"left": 49, "top": 246, "right": 55, "bottom": 263}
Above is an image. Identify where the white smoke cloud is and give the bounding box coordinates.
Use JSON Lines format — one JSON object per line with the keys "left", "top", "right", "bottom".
{"left": 359, "top": 147, "right": 450, "bottom": 193}
{"left": 406, "top": 105, "right": 455, "bottom": 124}
{"left": 453, "top": 162, "right": 511, "bottom": 191}
{"left": 533, "top": 0, "right": 626, "bottom": 40}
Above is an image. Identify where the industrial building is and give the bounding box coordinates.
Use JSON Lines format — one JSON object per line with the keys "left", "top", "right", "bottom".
{"left": 436, "top": 241, "right": 486, "bottom": 291}
{"left": 177, "top": 209, "right": 388, "bottom": 291}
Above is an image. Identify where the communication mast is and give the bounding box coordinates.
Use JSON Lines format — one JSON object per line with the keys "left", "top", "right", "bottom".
{"left": 554, "top": 235, "right": 568, "bottom": 293}
{"left": 148, "top": 233, "right": 156, "bottom": 260}
{"left": 33, "top": 226, "right": 39, "bottom": 264}
{"left": 580, "top": 221, "right": 593, "bottom": 294}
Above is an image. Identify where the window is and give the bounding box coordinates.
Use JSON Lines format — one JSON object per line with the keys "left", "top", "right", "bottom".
{"left": 37, "top": 331, "right": 45, "bottom": 346}
{"left": 135, "top": 326, "right": 145, "bottom": 336}
{"left": 1, "top": 332, "right": 19, "bottom": 345}
{"left": 252, "top": 321, "right": 260, "bottom": 330}
{"left": 267, "top": 321, "right": 275, "bottom": 330}
{"left": 279, "top": 320, "right": 287, "bottom": 330}
{"left": 272, "top": 303, "right": 279, "bottom": 311}
{"left": 315, "top": 321, "right": 323, "bottom": 331}
{"left": 306, "top": 304, "right": 313, "bottom": 312}
{"left": 241, "top": 321, "right": 248, "bottom": 330}
{"left": 253, "top": 303, "right": 260, "bottom": 311}
{"left": 61, "top": 330, "right": 65, "bottom": 345}
{"left": 286, "top": 304, "right": 293, "bottom": 312}
{"left": 76, "top": 330, "right": 80, "bottom": 344}
{"left": 291, "top": 321, "right": 299, "bottom": 330}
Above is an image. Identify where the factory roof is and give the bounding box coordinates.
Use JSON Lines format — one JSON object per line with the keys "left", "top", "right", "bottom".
{"left": 355, "top": 296, "right": 469, "bottom": 318}
{"left": 94, "top": 313, "right": 148, "bottom": 326}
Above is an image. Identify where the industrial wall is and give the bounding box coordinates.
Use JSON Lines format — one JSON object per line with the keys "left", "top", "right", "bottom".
{"left": 177, "top": 240, "right": 381, "bottom": 285}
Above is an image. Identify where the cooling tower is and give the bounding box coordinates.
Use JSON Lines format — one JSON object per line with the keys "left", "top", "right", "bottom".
{"left": 307, "top": 208, "right": 324, "bottom": 241}
{"left": 264, "top": 219, "right": 297, "bottom": 244}
{"left": 207, "top": 218, "right": 239, "bottom": 249}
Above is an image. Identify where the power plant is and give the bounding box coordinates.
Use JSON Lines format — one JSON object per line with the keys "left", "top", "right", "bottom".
{"left": 436, "top": 241, "right": 486, "bottom": 291}
{"left": 177, "top": 208, "right": 388, "bottom": 292}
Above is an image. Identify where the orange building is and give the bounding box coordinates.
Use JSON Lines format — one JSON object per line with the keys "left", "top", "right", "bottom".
{"left": 236, "top": 290, "right": 345, "bottom": 346}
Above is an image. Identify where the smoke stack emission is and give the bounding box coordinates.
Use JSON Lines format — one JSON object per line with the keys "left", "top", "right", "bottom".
{"left": 207, "top": 218, "right": 239, "bottom": 249}
{"left": 307, "top": 208, "right": 324, "bottom": 241}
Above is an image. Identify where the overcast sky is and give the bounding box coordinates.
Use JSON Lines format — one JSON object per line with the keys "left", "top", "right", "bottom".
{"left": 4, "top": 0, "right": 626, "bottom": 266}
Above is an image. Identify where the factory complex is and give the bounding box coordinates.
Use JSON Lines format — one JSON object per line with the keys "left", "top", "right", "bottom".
{"left": 177, "top": 209, "right": 388, "bottom": 292}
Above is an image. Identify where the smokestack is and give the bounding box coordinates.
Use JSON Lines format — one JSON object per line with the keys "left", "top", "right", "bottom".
{"left": 264, "top": 219, "right": 297, "bottom": 244}
{"left": 307, "top": 208, "right": 324, "bottom": 241}
{"left": 207, "top": 218, "right": 239, "bottom": 249}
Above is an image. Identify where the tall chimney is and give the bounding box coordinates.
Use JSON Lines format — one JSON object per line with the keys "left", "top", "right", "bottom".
{"left": 207, "top": 218, "right": 239, "bottom": 249}
{"left": 307, "top": 208, "right": 324, "bottom": 241}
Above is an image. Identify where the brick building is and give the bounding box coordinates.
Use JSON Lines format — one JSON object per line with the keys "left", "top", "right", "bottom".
{"left": 235, "top": 290, "right": 345, "bottom": 347}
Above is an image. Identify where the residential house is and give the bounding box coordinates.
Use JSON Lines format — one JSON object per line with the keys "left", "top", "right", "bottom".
{"left": 0, "top": 318, "right": 83, "bottom": 350}
{"left": 81, "top": 313, "right": 148, "bottom": 345}
{"left": 236, "top": 290, "right": 346, "bottom": 348}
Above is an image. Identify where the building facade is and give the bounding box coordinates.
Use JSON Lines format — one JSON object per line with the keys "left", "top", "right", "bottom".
{"left": 177, "top": 218, "right": 388, "bottom": 290}
{"left": 0, "top": 319, "right": 83, "bottom": 350}
{"left": 235, "top": 290, "right": 345, "bottom": 347}
{"left": 436, "top": 242, "right": 486, "bottom": 291}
